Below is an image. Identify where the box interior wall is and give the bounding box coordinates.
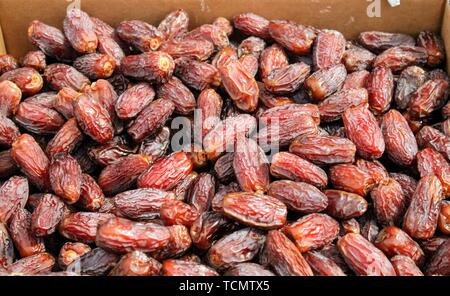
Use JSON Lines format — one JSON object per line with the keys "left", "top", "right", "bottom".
{"left": 0, "top": 0, "right": 449, "bottom": 70}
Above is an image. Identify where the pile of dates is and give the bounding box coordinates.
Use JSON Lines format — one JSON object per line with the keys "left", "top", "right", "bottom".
{"left": 0, "top": 8, "right": 449, "bottom": 276}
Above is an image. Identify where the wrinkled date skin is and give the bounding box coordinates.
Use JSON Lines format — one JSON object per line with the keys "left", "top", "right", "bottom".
{"left": 219, "top": 60, "right": 259, "bottom": 112}
{"left": 374, "top": 226, "right": 425, "bottom": 265}
{"left": 259, "top": 44, "right": 289, "bottom": 79}
{"left": 358, "top": 31, "right": 415, "bottom": 52}
{"left": 329, "top": 164, "right": 374, "bottom": 196}
{"left": 0, "top": 67, "right": 43, "bottom": 95}
{"left": 0, "top": 54, "right": 19, "bottom": 75}
{"left": 403, "top": 175, "right": 443, "bottom": 240}
{"left": 263, "top": 62, "right": 311, "bottom": 95}
{"left": 371, "top": 178, "right": 408, "bottom": 226}
{"left": 127, "top": 99, "right": 175, "bottom": 142}
{"left": 324, "top": 190, "right": 368, "bottom": 219}
{"left": 0, "top": 176, "right": 29, "bottom": 224}
{"left": 343, "top": 105, "right": 385, "bottom": 159}
{"left": 391, "top": 255, "right": 424, "bottom": 276}
{"left": 117, "top": 20, "right": 163, "bottom": 52}
{"left": 417, "top": 31, "right": 445, "bottom": 67}
{"left": 175, "top": 57, "right": 221, "bottom": 92}
{"left": 381, "top": 110, "right": 418, "bottom": 166}
{"left": 162, "top": 259, "right": 218, "bottom": 276}
{"left": 121, "top": 51, "right": 175, "bottom": 84}
{"left": 98, "top": 154, "right": 151, "bottom": 195}
{"left": 318, "top": 88, "right": 368, "bottom": 122}
{"left": 304, "top": 63, "right": 347, "bottom": 101}
{"left": 223, "top": 192, "right": 287, "bottom": 229}
{"left": 284, "top": 213, "right": 340, "bottom": 252}
{"left": 59, "top": 212, "right": 114, "bottom": 243}
{"left": 270, "top": 152, "right": 328, "bottom": 189}
{"left": 138, "top": 152, "right": 192, "bottom": 191}
{"left": 426, "top": 239, "right": 450, "bottom": 276}
{"left": 408, "top": 79, "right": 449, "bottom": 119}
{"left": 158, "top": 9, "right": 189, "bottom": 40}
{"left": 73, "top": 93, "right": 113, "bottom": 144}
{"left": 0, "top": 80, "right": 22, "bottom": 117}
{"left": 49, "top": 154, "right": 82, "bottom": 204}
{"left": 373, "top": 46, "right": 428, "bottom": 73}
{"left": 31, "top": 194, "right": 65, "bottom": 237}
{"left": 337, "top": 233, "right": 396, "bottom": 276}
{"left": 114, "top": 188, "right": 175, "bottom": 220}
{"left": 260, "top": 230, "right": 313, "bottom": 276}
{"left": 157, "top": 76, "right": 195, "bottom": 115}
{"left": 395, "top": 66, "right": 427, "bottom": 110}
{"left": 233, "top": 137, "right": 269, "bottom": 193}
{"left": 289, "top": 135, "right": 356, "bottom": 165}
{"left": 10, "top": 208, "right": 46, "bottom": 258}
{"left": 313, "top": 30, "right": 346, "bottom": 70}
{"left": 416, "top": 148, "right": 450, "bottom": 197}
{"left": 268, "top": 20, "right": 316, "bottom": 54}
{"left": 367, "top": 66, "right": 394, "bottom": 115}
{"left": 11, "top": 134, "right": 50, "bottom": 191}
{"left": 267, "top": 180, "right": 328, "bottom": 214}
{"left": 27, "top": 21, "right": 77, "bottom": 62}
{"left": 63, "top": 8, "right": 98, "bottom": 53}
{"left": 207, "top": 228, "right": 265, "bottom": 270}
{"left": 109, "top": 251, "right": 162, "bottom": 276}
{"left": 96, "top": 217, "right": 171, "bottom": 254}
{"left": 58, "top": 242, "right": 92, "bottom": 269}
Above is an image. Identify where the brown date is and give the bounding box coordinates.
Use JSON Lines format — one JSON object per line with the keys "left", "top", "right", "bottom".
{"left": 260, "top": 230, "right": 313, "bottom": 276}
{"left": 109, "top": 251, "right": 162, "bottom": 276}
{"left": 0, "top": 80, "right": 22, "bottom": 117}
{"left": 11, "top": 134, "right": 50, "bottom": 191}
{"left": 268, "top": 20, "right": 316, "bottom": 54}
{"left": 158, "top": 9, "right": 189, "bottom": 40}
{"left": 116, "top": 20, "right": 163, "bottom": 52}
{"left": 121, "top": 51, "right": 174, "bottom": 84}
{"left": 270, "top": 152, "right": 327, "bottom": 189}
{"left": 325, "top": 190, "right": 368, "bottom": 219}
{"left": 63, "top": 8, "right": 98, "bottom": 53}
{"left": 96, "top": 217, "right": 171, "bottom": 254}
{"left": 374, "top": 226, "right": 425, "bottom": 265}
{"left": 403, "top": 175, "right": 443, "bottom": 240}
{"left": 417, "top": 31, "right": 445, "bottom": 67}
{"left": 284, "top": 213, "right": 340, "bottom": 252}
{"left": 58, "top": 242, "right": 91, "bottom": 270}
{"left": 207, "top": 228, "right": 265, "bottom": 270}
{"left": 223, "top": 192, "right": 287, "bottom": 229}
{"left": 337, "top": 233, "right": 396, "bottom": 276}
{"left": 0, "top": 67, "right": 43, "bottom": 95}
{"left": 27, "top": 20, "right": 77, "bottom": 62}
{"left": 358, "top": 31, "right": 415, "bottom": 52}
{"left": 59, "top": 212, "right": 114, "bottom": 243}
{"left": 137, "top": 152, "right": 192, "bottom": 191}
{"left": 9, "top": 208, "right": 46, "bottom": 258}
{"left": 290, "top": 135, "right": 356, "bottom": 165}
{"left": 381, "top": 109, "right": 418, "bottom": 166}
{"left": 267, "top": 180, "right": 327, "bottom": 214}
{"left": 313, "top": 30, "right": 346, "bottom": 70}
{"left": 73, "top": 53, "right": 116, "bottom": 80}
{"left": 98, "top": 154, "right": 151, "bottom": 195}
{"left": 157, "top": 76, "right": 196, "bottom": 115}
{"left": 343, "top": 105, "right": 385, "bottom": 159}
{"left": 127, "top": 99, "right": 175, "bottom": 142}
{"left": 304, "top": 63, "right": 347, "bottom": 101}
{"left": 114, "top": 188, "right": 175, "bottom": 220}
{"left": 233, "top": 13, "right": 271, "bottom": 39}
{"left": 391, "top": 255, "right": 424, "bottom": 276}
{"left": 21, "top": 50, "right": 46, "bottom": 72}
{"left": 49, "top": 153, "right": 82, "bottom": 204}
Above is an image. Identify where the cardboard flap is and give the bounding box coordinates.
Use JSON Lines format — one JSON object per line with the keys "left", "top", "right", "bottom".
{"left": 0, "top": 23, "right": 5, "bottom": 55}
{"left": 442, "top": 1, "right": 450, "bottom": 71}
{"left": 0, "top": 0, "right": 447, "bottom": 57}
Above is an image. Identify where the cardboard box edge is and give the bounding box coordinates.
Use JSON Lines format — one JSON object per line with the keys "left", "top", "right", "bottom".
{"left": 442, "top": 0, "right": 450, "bottom": 72}
{"left": 0, "top": 22, "right": 6, "bottom": 55}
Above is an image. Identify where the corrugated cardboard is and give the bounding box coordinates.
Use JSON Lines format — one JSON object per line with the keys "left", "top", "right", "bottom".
{"left": 0, "top": 0, "right": 448, "bottom": 70}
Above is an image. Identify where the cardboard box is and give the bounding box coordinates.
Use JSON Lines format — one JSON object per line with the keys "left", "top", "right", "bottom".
{"left": 0, "top": 0, "right": 449, "bottom": 71}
